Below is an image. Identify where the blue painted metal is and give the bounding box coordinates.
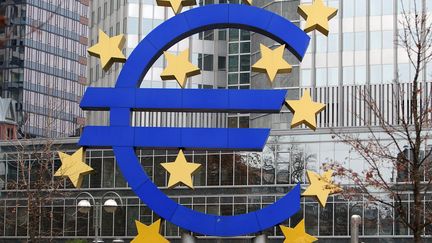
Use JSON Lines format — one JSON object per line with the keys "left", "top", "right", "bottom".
{"left": 115, "top": 4, "right": 310, "bottom": 88}
{"left": 79, "top": 127, "right": 270, "bottom": 151}
{"left": 113, "top": 146, "right": 302, "bottom": 237}
{"left": 80, "top": 88, "right": 287, "bottom": 113}
{"left": 80, "top": 4, "right": 310, "bottom": 237}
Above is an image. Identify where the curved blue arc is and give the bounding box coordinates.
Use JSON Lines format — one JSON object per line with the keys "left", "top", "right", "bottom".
{"left": 115, "top": 4, "right": 310, "bottom": 88}
{"left": 114, "top": 146, "right": 301, "bottom": 237}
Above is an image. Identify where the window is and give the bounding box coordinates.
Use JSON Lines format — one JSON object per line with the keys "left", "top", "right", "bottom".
{"left": 104, "top": 2, "right": 108, "bottom": 18}
{"left": 370, "top": 65, "right": 382, "bottom": 84}
{"left": 355, "top": 32, "right": 366, "bottom": 51}
{"left": 370, "top": 0, "right": 382, "bottom": 16}
{"left": 229, "top": 43, "right": 239, "bottom": 54}
{"left": 110, "top": 0, "right": 114, "bottom": 14}
{"left": 218, "top": 56, "right": 226, "bottom": 71}
{"left": 355, "top": 65, "right": 366, "bottom": 85}
{"left": 218, "top": 29, "right": 227, "bottom": 40}
{"left": 239, "top": 55, "right": 250, "bottom": 72}
{"left": 198, "top": 54, "right": 214, "bottom": 71}
{"left": 228, "top": 56, "right": 238, "bottom": 72}
{"left": 97, "top": 7, "right": 101, "bottom": 22}
{"left": 127, "top": 18, "right": 139, "bottom": 34}
{"left": 203, "top": 54, "right": 213, "bottom": 71}
{"left": 370, "top": 31, "right": 382, "bottom": 49}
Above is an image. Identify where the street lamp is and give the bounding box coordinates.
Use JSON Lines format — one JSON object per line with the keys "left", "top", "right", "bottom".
{"left": 75, "top": 191, "right": 124, "bottom": 243}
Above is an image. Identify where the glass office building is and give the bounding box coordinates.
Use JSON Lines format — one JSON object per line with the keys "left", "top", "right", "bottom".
{"left": 0, "top": 0, "right": 88, "bottom": 137}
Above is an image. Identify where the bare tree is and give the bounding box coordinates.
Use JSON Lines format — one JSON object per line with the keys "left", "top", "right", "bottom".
{"left": 329, "top": 2, "right": 432, "bottom": 242}
{"left": 4, "top": 139, "right": 71, "bottom": 242}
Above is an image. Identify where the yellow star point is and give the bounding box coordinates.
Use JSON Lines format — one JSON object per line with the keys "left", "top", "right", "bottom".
{"left": 242, "top": 0, "right": 252, "bottom": 5}
{"left": 285, "top": 90, "right": 325, "bottom": 131}
{"left": 280, "top": 219, "right": 318, "bottom": 243}
{"left": 161, "top": 150, "right": 201, "bottom": 189}
{"left": 160, "top": 49, "right": 201, "bottom": 88}
{"left": 303, "top": 170, "right": 342, "bottom": 207}
{"left": 298, "top": 0, "right": 338, "bottom": 36}
{"left": 131, "top": 219, "right": 169, "bottom": 243}
{"left": 88, "top": 29, "right": 126, "bottom": 70}
{"left": 252, "top": 44, "right": 292, "bottom": 83}
{"left": 54, "top": 148, "right": 94, "bottom": 188}
{"left": 156, "top": 0, "right": 196, "bottom": 14}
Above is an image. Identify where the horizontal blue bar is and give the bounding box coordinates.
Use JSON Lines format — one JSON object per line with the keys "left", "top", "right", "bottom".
{"left": 80, "top": 88, "right": 287, "bottom": 113}
{"left": 79, "top": 127, "right": 270, "bottom": 151}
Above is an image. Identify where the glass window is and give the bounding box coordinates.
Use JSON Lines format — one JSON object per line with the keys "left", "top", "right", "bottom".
{"left": 334, "top": 202, "right": 348, "bottom": 235}
{"left": 364, "top": 205, "right": 378, "bottom": 235}
{"left": 239, "top": 55, "right": 250, "bottom": 71}
{"left": 221, "top": 154, "right": 233, "bottom": 185}
{"left": 382, "top": 64, "right": 393, "bottom": 83}
{"left": 229, "top": 43, "right": 239, "bottom": 54}
{"left": 218, "top": 29, "right": 227, "bottom": 40}
{"left": 316, "top": 68, "right": 327, "bottom": 87}
{"left": 370, "top": 65, "right": 382, "bottom": 84}
{"left": 328, "top": 67, "right": 338, "bottom": 86}
{"left": 343, "top": 66, "right": 354, "bottom": 85}
{"left": 239, "top": 73, "right": 249, "bottom": 84}
{"left": 320, "top": 203, "right": 333, "bottom": 235}
{"left": 355, "top": 65, "right": 366, "bottom": 85}
{"left": 343, "top": 32, "right": 354, "bottom": 51}
{"left": 229, "top": 29, "right": 239, "bottom": 41}
{"left": 240, "top": 30, "right": 250, "bottom": 41}
{"left": 343, "top": 0, "right": 354, "bottom": 18}
{"left": 370, "top": 0, "right": 382, "bottom": 16}
{"left": 382, "top": 30, "right": 393, "bottom": 49}
{"left": 204, "top": 30, "right": 214, "bottom": 40}
{"left": 316, "top": 35, "right": 327, "bottom": 53}
{"left": 234, "top": 153, "right": 249, "bottom": 185}
{"left": 240, "top": 42, "right": 250, "bottom": 53}
{"left": 301, "top": 69, "right": 312, "bottom": 87}
{"left": 383, "top": 0, "right": 394, "bottom": 15}
{"left": 328, "top": 34, "right": 338, "bottom": 52}
{"left": 127, "top": 18, "right": 139, "bottom": 34}
{"left": 370, "top": 31, "right": 382, "bottom": 50}
{"left": 228, "top": 56, "right": 238, "bottom": 72}
{"left": 239, "top": 116, "right": 249, "bottom": 128}
{"left": 398, "top": 63, "right": 410, "bottom": 82}
{"left": 228, "top": 73, "right": 238, "bottom": 85}
{"left": 228, "top": 117, "right": 238, "bottom": 127}
{"left": 203, "top": 54, "right": 213, "bottom": 71}
{"left": 355, "top": 0, "right": 366, "bottom": 16}
{"left": 355, "top": 32, "right": 366, "bottom": 51}
{"left": 218, "top": 56, "right": 226, "bottom": 71}
{"left": 207, "top": 153, "right": 220, "bottom": 185}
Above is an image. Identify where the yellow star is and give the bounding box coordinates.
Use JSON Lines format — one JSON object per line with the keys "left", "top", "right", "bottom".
{"left": 54, "top": 148, "right": 94, "bottom": 188}
{"left": 298, "top": 0, "right": 338, "bottom": 36}
{"left": 156, "top": 0, "right": 196, "bottom": 14}
{"left": 280, "top": 219, "right": 318, "bottom": 243}
{"left": 242, "top": 0, "right": 252, "bottom": 5}
{"left": 87, "top": 29, "right": 126, "bottom": 70}
{"left": 131, "top": 219, "right": 169, "bottom": 243}
{"left": 303, "top": 170, "right": 342, "bottom": 207}
{"left": 285, "top": 90, "right": 325, "bottom": 130}
{"left": 161, "top": 150, "right": 201, "bottom": 189}
{"left": 160, "top": 49, "right": 200, "bottom": 88}
{"left": 252, "top": 44, "right": 292, "bottom": 83}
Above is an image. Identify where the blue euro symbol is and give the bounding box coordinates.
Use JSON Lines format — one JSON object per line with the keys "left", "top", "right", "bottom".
{"left": 79, "top": 4, "right": 310, "bottom": 237}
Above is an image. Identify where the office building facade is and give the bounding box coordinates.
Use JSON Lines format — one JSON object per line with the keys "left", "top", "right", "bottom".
{"left": 0, "top": 0, "right": 88, "bottom": 138}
